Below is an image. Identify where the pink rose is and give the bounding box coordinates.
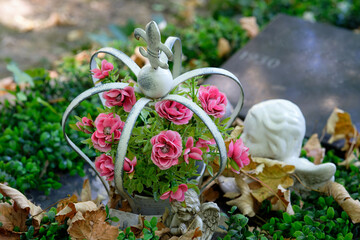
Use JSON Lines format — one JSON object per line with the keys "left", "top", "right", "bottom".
{"left": 95, "top": 154, "right": 114, "bottom": 181}
{"left": 227, "top": 138, "right": 250, "bottom": 173}
{"left": 91, "top": 113, "right": 124, "bottom": 152}
{"left": 183, "top": 137, "right": 203, "bottom": 164}
{"left": 103, "top": 87, "right": 136, "bottom": 112}
{"left": 155, "top": 100, "right": 193, "bottom": 125}
{"left": 160, "top": 184, "right": 188, "bottom": 202}
{"left": 151, "top": 130, "right": 183, "bottom": 170}
{"left": 195, "top": 138, "right": 216, "bottom": 152}
{"left": 91, "top": 59, "right": 114, "bottom": 79}
{"left": 198, "top": 85, "right": 227, "bottom": 118}
{"left": 76, "top": 117, "right": 94, "bottom": 134}
{"left": 124, "top": 156, "right": 137, "bottom": 174}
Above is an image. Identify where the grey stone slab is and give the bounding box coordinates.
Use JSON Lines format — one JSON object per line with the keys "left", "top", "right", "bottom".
{"left": 204, "top": 14, "right": 360, "bottom": 139}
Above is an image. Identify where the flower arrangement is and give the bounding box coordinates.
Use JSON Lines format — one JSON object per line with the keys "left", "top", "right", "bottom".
{"left": 72, "top": 59, "right": 250, "bottom": 202}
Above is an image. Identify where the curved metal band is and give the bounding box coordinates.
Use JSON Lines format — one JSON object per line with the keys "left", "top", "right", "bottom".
{"left": 90, "top": 47, "right": 141, "bottom": 106}
{"left": 114, "top": 97, "right": 152, "bottom": 208}
{"left": 160, "top": 37, "right": 182, "bottom": 78}
{"left": 62, "top": 82, "right": 130, "bottom": 196}
{"left": 172, "top": 67, "right": 244, "bottom": 129}
{"left": 163, "top": 95, "right": 227, "bottom": 194}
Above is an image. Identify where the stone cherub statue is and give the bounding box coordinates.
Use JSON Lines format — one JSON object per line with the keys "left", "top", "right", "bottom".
{"left": 169, "top": 189, "right": 220, "bottom": 240}
{"left": 241, "top": 99, "right": 336, "bottom": 190}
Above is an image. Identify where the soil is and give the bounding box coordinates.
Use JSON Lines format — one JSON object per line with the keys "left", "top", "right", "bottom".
{"left": 0, "top": 0, "right": 161, "bottom": 79}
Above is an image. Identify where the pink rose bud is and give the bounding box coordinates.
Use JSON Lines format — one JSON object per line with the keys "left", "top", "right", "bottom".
{"left": 76, "top": 117, "right": 94, "bottom": 134}
{"left": 198, "top": 85, "right": 227, "bottom": 118}
{"left": 160, "top": 184, "right": 188, "bottom": 202}
{"left": 95, "top": 154, "right": 114, "bottom": 181}
{"left": 195, "top": 138, "right": 216, "bottom": 152}
{"left": 155, "top": 100, "right": 193, "bottom": 125}
{"left": 183, "top": 137, "right": 203, "bottom": 164}
{"left": 151, "top": 130, "right": 183, "bottom": 170}
{"left": 103, "top": 86, "right": 136, "bottom": 112}
{"left": 124, "top": 156, "right": 137, "bottom": 174}
{"left": 91, "top": 59, "right": 114, "bottom": 79}
{"left": 227, "top": 138, "right": 250, "bottom": 173}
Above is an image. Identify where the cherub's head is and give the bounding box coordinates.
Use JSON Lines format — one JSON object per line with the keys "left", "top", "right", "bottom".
{"left": 171, "top": 189, "right": 200, "bottom": 222}
{"left": 241, "top": 99, "right": 305, "bottom": 161}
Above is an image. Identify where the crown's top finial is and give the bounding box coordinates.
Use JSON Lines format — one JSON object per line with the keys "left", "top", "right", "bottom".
{"left": 134, "top": 21, "right": 173, "bottom": 69}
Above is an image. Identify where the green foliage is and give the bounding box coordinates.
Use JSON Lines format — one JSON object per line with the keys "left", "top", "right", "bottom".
{"left": 258, "top": 152, "right": 360, "bottom": 239}
{"left": 21, "top": 207, "right": 70, "bottom": 240}
{"left": 118, "top": 217, "right": 159, "bottom": 240}
{"left": 0, "top": 63, "right": 100, "bottom": 194}
{"left": 209, "top": 0, "right": 360, "bottom": 30}
{"left": 220, "top": 206, "right": 267, "bottom": 240}
{"left": 163, "top": 17, "right": 248, "bottom": 68}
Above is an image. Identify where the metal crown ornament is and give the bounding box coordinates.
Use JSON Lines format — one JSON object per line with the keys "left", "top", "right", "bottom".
{"left": 62, "top": 21, "right": 244, "bottom": 207}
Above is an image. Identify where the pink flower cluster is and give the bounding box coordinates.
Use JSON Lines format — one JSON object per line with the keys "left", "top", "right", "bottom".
{"left": 155, "top": 100, "right": 193, "bottom": 125}
{"left": 151, "top": 130, "right": 183, "bottom": 170}
{"left": 91, "top": 113, "right": 125, "bottom": 152}
{"left": 160, "top": 184, "right": 188, "bottom": 202}
{"left": 198, "top": 85, "right": 227, "bottom": 118}
{"left": 227, "top": 138, "right": 250, "bottom": 173}
{"left": 95, "top": 154, "right": 137, "bottom": 181}
{"left": 103, "top": 86, "right": 136, "bottom": 112}
{"left": 76, "top": 117, "right": 94, "bottom": 134}
{"left": 91, "top": 60, "right": 114, "bottom": 79}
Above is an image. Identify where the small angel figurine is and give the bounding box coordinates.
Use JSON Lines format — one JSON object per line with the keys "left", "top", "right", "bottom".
{"left": 241, "top": 99, "right": 336, "bottom": 190}
{"left": 169, "top": 189, "right": 220, "bottom": 240}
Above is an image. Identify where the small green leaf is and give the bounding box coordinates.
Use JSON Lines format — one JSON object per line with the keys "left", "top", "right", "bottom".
{"left": 327, "top": 207, "right": 335, "bottom": 219}
{"left": 283, "top": 212, "right": 292, "bottom": 224}
{"left": 304, "top": 215, "right": 313, "bottom": 225}
{"left": 150, "top": 217, "right": 157, "bottom": 227}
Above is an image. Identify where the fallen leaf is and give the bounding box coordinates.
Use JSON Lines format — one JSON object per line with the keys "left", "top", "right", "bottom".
{"left": 0, "top": 203, "right": 28, "bottom": 232}
{"left": 320, "top": 181, "right": 360, "bottom": 223}
{"left": 226, "top": 174, "right": 256, "bottom": 217}
{"left": 270, "top": 185, "right": 294, "bottom": 215}
{"left": 217, "top": 175, "right": 241, "bottom": 194}
{"left": 0, "top": 228, "right": 22, "bottom": 240}
{"left": 68, "top": 209, "right": 119, "bottom": 240}
{"left": 326, "top": 107, "right": 359, "bottom": 151}
{"left": 179, "top": 226, "right": 202, "bottom": 240}
{"left": 130, "top": 215, "right": 145, "bottom": 238}
{"left": 81, "top": 179, "right": 92, "bottom": 202}
{"left": 338, "top": 152, "right": 359, "bottom": 167}
{"left": 0, "top": 183, "right": 44, "bottom": 227}
{"left": 107, "top": 185, "right": 121, "bottom": 209}
{"left": 303, "top": 133, "right": 325, "bottom": 164}
{"left": 56, "top": 194, "right": 78, "bottom": 213}
{"left": 117, "top": 199, "right": 132, "bottom": 212}
{"left": 56, "top": 201, "right": 98, "bottom": 224}
{"left": 202, "top": 187, "right": 220, "bottom": 202}
{"left": 243, "top": 157, "right": 295, "bottom": 202}
{"left": 217, "top": 38, "right": 231, "bottom": 58}
{"left": 0, "top": 77, "right": 16, "bottom": 96}
{"left": 239, "top": 17, "right": 259, "bottom": 38}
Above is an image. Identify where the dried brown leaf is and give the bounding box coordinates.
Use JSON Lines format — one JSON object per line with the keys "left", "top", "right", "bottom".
{"left": 239, "top": 17, "right": 259, "bottom": 38}
{"left": 108, "top": 185, "right": 121, "bottom": 209}
{"left": 226, "top": 174, "right": 256, "bottom": 217}
{"left": 0, "top": 184, "right": 44, "bottom": 227}
{"left": 217, "top": 38, "right": 231, "bottom": 58}
{"left": 178, "top": 226, "right": 202, "bottom": 240}
{"left": 68, "top": 208, "right": 118, "bottom": 240}
{"left": 56, "top": 201, "right": 98, "bottom": 224}
{"left": 0, "top": 203, "right": 27, "bottom": 232}
{"left": 303, "top": 134, "right": 325, "bottom": 164}
{"left": 118, "top": 199, "right": 132, "bottom": 212}
{"left": 326, "top": 108, "right": 359, "bottom": 151}
{"left": 320, "top": 181, "right": 360, "bottom": 223}
{"left": 270, "top": 185, "right": 294, "bottom": 215}
{"left": 81, "top": 179, "right": 92, "bottom": 202}
{"left": 56, "top": 194, "right": 78, "bottom": 213}
{"left": 0, "top": 228, "right": 22, "bottom": 240}
{"left": 243, "top": 157, "right": 295, "bottom": 202}
{"left": 202, "top": 187, "right": 220, "bottom": 202}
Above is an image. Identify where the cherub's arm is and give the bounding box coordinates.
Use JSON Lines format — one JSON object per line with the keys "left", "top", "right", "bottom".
{"left": 169, "top": 213, "right": 184, "bottom": 235}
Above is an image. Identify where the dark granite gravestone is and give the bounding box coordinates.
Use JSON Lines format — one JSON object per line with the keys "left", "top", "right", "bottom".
{"left": 204, "top": 14, "right": 360, "bottom": 138}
